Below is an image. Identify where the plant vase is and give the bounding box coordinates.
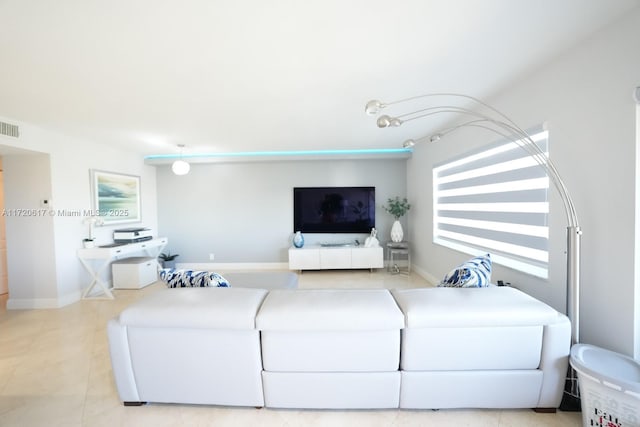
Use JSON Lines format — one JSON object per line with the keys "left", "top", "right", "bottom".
{"left": 390, "top": 220, "right": 403, "bottom": 243}
{"left": 159, "top": 252, "right": 179, "bottom": 269}
{"left": 383, "top": 197, "right": 410, "bottom": 243}
{"left": 293, "top": 231, "right": 305, "bottom": 248}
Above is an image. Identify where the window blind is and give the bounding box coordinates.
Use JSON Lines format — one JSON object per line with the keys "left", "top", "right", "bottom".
{"left": 433, "top": 129, "right": 550, "bottom": 278}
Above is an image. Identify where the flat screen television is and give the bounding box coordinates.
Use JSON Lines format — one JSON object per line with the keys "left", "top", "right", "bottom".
{"left": 293, "top": 187, "right": 375, "bottom": 233}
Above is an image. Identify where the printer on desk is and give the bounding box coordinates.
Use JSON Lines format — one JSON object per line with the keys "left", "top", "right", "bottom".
{"left": 113, "top": 228, "right": 153, "bottom": 243}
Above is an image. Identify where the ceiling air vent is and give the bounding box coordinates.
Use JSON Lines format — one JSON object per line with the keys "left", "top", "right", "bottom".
{"left": 0, "top": 121, "right": 19, "bottom": 138}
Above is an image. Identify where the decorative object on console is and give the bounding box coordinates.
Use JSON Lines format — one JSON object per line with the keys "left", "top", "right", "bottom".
{"left": 171, "top": 144, "right": 190, "bottom": 175}
{"left": 293, "top": 231, "right": 305, "bottom": 248}
{"left": 159, "top": 268, "right": 229, "bottom": 288}
{"left": 390, "top": 221, "right": 403, "bottom": 243}
{"left": 158, "top": 251, "right": 179, "bottom": 269}
{"left": 366, "top": 92, "right": 581, "bottom": 410}
{"left": 383, "top": 197, "right": 411, "bottom": 243}
{"left": 439, "top": 253, "right": 492, "bottom": 288}
{"left": 82, "top": 215, "right": 104, "bottom": 245}
{"left": 91, "top": 169, "right": 141, "bottom": 224}
{"left": 364, "top": 228, "right": 380, "bottom": 248}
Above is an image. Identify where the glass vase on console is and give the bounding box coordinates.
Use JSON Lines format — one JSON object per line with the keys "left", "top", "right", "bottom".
{"left": 293, "top": 231, "right": 305, "bottom": 248}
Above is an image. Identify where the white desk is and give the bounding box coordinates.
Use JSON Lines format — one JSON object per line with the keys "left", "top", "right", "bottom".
{"left": 77, "top": 237, "right": 168, "bottom": 299}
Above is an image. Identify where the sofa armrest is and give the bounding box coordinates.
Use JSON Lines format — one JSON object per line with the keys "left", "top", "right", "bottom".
{"left": 107, "top": 318, "right": 140, "bottom": 403}
{"left": 537, "top": 314, "right": 571, "bottom": 408}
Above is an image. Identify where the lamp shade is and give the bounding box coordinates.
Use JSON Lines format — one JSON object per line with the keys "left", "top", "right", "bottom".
{"left": 171, "top": 159, "right": 190, "bottom": 175}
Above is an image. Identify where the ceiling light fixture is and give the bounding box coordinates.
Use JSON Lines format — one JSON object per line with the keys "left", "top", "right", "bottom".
{"left": 171, "top": 144, "right": 190, "bottom": 175}
{"left": 402, "top": 139, "right": 416, "bottom": 148}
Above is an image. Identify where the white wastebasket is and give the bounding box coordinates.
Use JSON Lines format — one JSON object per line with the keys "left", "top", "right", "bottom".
{"left": 570, "top": 344, "right": 640, "bottom": 427}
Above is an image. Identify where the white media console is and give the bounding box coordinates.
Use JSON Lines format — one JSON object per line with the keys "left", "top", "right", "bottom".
{"left": 288, "top": 245, "right": 384, "bottom": 272}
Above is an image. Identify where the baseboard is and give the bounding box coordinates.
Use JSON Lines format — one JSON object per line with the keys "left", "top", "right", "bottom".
{"left": 177, "top": 262, "right": 290, "bottom": 271}
{"left": 6, "top": 289, "right": 81, "bottom": 309}
{"left": 410, "top": 264, "right": 439, "bottom": 286}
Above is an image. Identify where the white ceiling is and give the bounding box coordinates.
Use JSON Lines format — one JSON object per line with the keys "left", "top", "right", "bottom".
{"left": 1, "top": 0, "right": 638, "bottom": 160}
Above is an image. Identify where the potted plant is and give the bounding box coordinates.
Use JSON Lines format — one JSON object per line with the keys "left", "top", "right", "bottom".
{"left": 159, "top": 252, "right": 179, "bottom": 269}
{"left": 82, "top": 215, "right": 104, "bottom": 248}
{"left": 383, "top": 197, "right": 411, "bottom": 242}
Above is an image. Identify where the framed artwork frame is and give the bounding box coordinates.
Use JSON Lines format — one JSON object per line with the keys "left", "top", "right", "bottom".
{"left": 90, "top": 170, "right": 141, "bottom": 224}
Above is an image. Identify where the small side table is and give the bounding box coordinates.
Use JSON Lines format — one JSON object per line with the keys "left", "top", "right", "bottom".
{"left": 387, "top": 242, "right": 410, "bottom": 275}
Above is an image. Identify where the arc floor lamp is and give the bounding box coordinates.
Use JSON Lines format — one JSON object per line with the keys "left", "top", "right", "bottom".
{"left": 366, "top": 93, "right": 582, "bottom": 408}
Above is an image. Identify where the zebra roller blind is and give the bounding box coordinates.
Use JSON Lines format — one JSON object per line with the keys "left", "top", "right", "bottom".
{"left": 433, "top": 129, "right": 549, "bottom": 278}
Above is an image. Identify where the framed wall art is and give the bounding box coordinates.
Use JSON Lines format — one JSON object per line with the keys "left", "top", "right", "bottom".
{"left": 90, "top": 170, "right": 141, "bottom": 224}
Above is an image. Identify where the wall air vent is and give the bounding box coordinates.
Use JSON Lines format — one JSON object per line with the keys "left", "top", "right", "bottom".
{"left": 0, "top": 121, "right": 19, "bottom": 138}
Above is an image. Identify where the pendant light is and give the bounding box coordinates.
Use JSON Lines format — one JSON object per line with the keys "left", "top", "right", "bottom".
{"left": 172, "top": 144, "right": 190, "bottom": 175}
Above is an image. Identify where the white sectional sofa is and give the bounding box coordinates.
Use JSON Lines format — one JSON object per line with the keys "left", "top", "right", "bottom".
{"left": 107, "top": 285, "right": 571, "bottom": 411}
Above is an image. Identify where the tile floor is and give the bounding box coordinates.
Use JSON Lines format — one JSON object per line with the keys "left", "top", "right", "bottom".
{"left": 0, "top": 270, "right": 582, "bottom": 426}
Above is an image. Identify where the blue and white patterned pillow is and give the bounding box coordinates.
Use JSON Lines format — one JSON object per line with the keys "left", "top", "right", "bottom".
{"left": 159, "top": 268, "right": 230, "bottom": 288}
{"left": 438, "top": 254, "right": 492, "bottom": 288}
{"left": 207, "top": 272, "right": 230, "bottom": 287}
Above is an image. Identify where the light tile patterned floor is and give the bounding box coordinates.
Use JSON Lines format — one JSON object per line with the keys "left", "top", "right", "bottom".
{"left": 0, "top": 270, "right": 582, "bottom": 426}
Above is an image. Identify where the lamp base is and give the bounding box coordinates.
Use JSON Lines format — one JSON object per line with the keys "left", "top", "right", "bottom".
{"left": 559, "top": 393, "right": 581, "bottom": 412}
{"left": 559, "top": 366, "right": 581, "bottom": 412}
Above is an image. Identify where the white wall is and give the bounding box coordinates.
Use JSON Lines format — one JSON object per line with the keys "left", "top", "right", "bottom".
{"left": 407, "top": 8, "right": 640, "bottom": 357}
{"left": 156, "top": 159, "right": 407, "bottom": 265}
{"left": 0, "top": 120, "right": 157, "bottom": 308}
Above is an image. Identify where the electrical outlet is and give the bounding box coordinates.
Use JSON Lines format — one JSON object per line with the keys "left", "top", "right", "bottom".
{"left": 209, "top": 253, "right": 215, "bottom": 261}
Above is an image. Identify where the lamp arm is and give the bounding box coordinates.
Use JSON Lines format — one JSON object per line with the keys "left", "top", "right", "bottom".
{"left": 382, "top": 101, "right": 579, "bottom": 228}
{"left": 369, "top": 93, "right": 517, "bottom": 124}
{"left": 367, "top": 92, "right": 581, "bottom": 346}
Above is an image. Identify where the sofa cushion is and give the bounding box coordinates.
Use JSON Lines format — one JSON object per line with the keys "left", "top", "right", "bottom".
{"left": 400, "top": 326, "right": 544, "bottom": 371}
{"left": 261, "top": 329, "right": 401, "bottom": 372}
{"left": 392, "top": 286, "right": 559, "bottom": 328}
{"left": 256, "top": 289, "right": 404, "bottom": 331}
{"left": 438, "top": 253, "right": 492, "bottom": 288}
{"left": 119, "top": 287, "right": 267, "bottom": 330}
{"left": 159, "top": 268, "right": 230, "bottom": 288}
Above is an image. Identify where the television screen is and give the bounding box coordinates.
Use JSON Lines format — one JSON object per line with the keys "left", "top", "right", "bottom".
{"left": 293, "top": 187, "right": 375, "bottom": 233}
